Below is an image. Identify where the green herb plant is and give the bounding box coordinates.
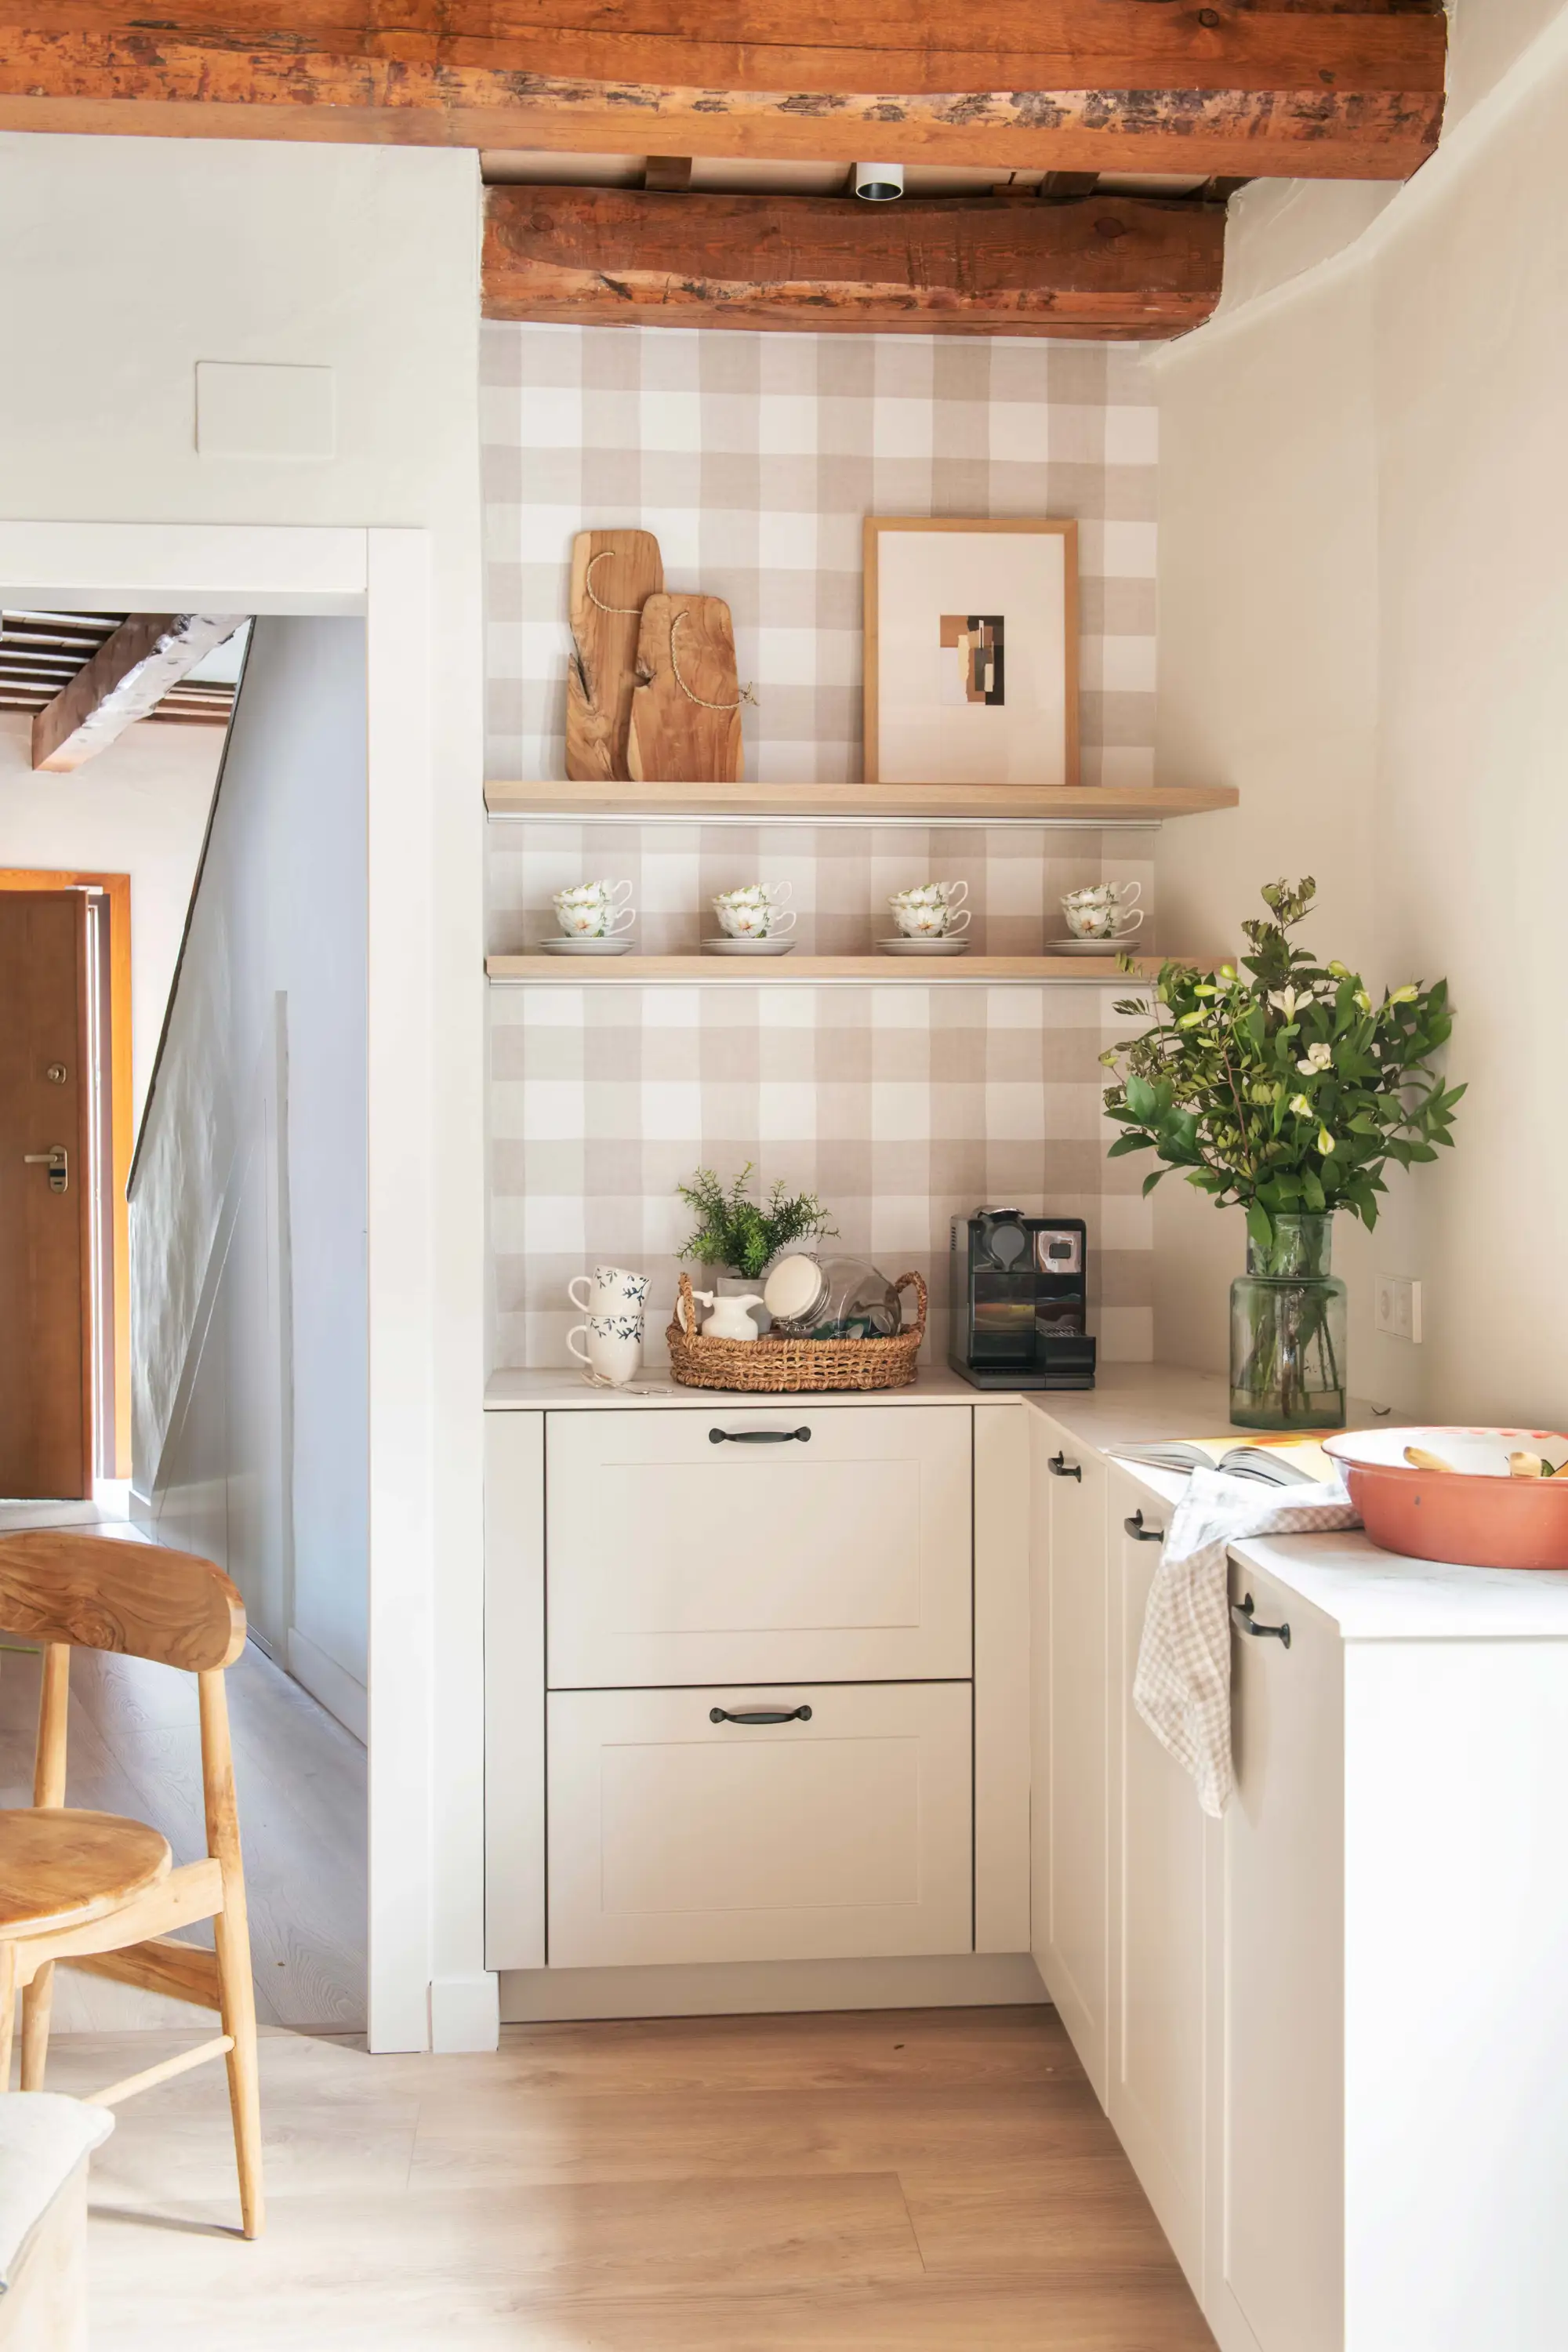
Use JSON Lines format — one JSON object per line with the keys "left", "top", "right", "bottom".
{"left": 677, "top": 1164, "right": 837, "bottom": 1282}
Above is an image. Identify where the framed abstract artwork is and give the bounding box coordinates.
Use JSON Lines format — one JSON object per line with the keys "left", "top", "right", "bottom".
{"left": 862, "top": 517, "right": 1079, "bottom": 786}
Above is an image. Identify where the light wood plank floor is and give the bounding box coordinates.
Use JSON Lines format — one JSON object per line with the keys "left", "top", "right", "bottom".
{"left": 0, "top": 1519, "right": 366, "bottom": 2034}
{"left": 47, "top": 2007, "right": 1216, "bottom": 2350}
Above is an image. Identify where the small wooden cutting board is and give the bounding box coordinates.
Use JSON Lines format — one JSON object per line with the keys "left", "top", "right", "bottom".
{"left": 566, "top": 528, "right": 663, "bottom": 781}
{"left": 627, "top": 593, "right": 745, "bottom": 783}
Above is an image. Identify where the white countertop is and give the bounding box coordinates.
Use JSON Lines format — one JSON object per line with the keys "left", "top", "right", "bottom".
{"left": 483, "top": 1363, "right": 1021, "bottom": 1410}
{"left": 1029, "top": 1369, "right": 1568, "bottom": 1642}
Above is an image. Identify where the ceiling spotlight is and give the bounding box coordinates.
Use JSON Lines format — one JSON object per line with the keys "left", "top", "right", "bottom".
{"left": 853, "top": 162, "right": 905, "bottom": 202}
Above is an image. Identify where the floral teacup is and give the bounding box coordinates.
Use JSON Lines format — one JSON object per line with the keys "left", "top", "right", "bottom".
{"left": 713, "top": 884, "right": 796, "bottom": 940}
{"left": 554, "top": 880, "right": 634, "bottom": 938}
{"left": 1062, "top": 882, "right": 1143, "bottom": 941}
{"left": 890, "top": 881, "right": 971, "bottom": 939}
{"left": 568, "top": 1264, "right": 651, "bottom": 1322}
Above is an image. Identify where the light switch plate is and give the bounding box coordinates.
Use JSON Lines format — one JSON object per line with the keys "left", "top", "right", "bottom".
{"left": 1375, "top": 1273, "right": 1422, "bottom": 1343}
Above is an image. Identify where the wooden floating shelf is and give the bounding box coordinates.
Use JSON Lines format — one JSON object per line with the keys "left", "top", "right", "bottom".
{"left": 487, "top": 954, "right": 1186, "bottom": 984}
{"left": 484, "top": 780, "right": 1238, "bottom": 825}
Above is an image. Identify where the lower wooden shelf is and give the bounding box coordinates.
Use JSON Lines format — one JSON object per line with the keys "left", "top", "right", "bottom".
{"left": 485, "top": 780, "right": 1237, "bottom": 824}
{"left": 486, "top": 953, "right": 1184, "bottom": 983}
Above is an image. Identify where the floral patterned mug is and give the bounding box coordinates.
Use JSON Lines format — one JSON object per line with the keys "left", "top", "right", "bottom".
{"left": 568, "top": 1264, "right": 651, "bottom": 1323}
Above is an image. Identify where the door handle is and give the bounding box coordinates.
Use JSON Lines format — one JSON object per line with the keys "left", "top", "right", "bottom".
{"left": 22, "top": 1145, "right": 67, "bottom": 1195}
{"left": 1048, "top": 1451, "right": 1082, "bottom": 1481}
{"left": 709, "top": 1427, "right": 811, "bottom": 1446}
{"left": 1232, "top": 1593, "right": 1291, "bottom": 1649}
{"left": 709, "top": 1704, "right": 813, "bottom": 1726}
{"left": 1124, "top": 1508, "right": 1164, "bottom": 1542}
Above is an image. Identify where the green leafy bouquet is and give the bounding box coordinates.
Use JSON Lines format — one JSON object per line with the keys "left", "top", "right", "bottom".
{"left": 677, "top": 1164, "right": 837, "bottom": 1281}
{"left": 1100, "top": 877, "right": 1463, "bottom": 1252}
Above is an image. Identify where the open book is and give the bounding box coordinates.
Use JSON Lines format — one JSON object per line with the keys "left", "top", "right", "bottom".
{"left": 1109, "top": 1436, "right": 1334, "bottom": 1487}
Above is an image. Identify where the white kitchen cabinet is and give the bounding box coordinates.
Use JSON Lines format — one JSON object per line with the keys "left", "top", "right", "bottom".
{"left": 1106, "top": 1467, "right": 1208, "bottom": 2290}
{"left": 547, "top": 1679, "right": 973, "bottom": 1968}
{"left": 546, "top": 1402, "right": 972, "bottom": 1689}
{"left": 1028, "top": 1407, "right": 1111, "bottom": 2101}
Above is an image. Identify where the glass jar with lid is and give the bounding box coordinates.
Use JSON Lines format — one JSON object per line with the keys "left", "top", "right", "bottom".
{"left": 763, "top": 1253, "right": 903, "bottom": 1341}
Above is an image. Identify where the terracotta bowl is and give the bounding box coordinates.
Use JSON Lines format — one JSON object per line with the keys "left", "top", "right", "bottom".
{"left": 1322, "top": 1427, "right": 1568, "bottom": 1570}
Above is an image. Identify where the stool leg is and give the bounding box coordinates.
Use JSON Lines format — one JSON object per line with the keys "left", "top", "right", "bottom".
{"left": 20, "top": 1960, "right": 54, "bottom": 2090}
{"left": 199, "top": 1668, "right": 264, "bottom": 2239}
{"left": 0, "top": 1943, "right": 16, "bottom": 2090}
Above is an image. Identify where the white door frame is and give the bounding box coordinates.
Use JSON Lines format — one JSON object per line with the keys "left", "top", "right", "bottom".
{"left": 0, "top": 519, "right": 482, "bottom": 2054}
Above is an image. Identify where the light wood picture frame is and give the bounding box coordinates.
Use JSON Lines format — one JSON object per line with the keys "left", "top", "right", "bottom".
{"left": 862, "top": 517, "right": 1079, "bottom": 787}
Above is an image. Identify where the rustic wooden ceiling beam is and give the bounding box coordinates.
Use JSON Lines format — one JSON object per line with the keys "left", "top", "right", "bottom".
{"left": 482, "top": 187, "right": 1226, "bottom": 341}
{"left": 0, "top": 2, "right": 1445, "bottom": 179}
{"left": 31, "top": 614, "right": 244, "bottom": 772}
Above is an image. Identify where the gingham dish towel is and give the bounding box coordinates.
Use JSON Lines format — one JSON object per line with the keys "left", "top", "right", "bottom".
{"left": 1132, "top": 1466, "right": 1360, "bottom": 1817}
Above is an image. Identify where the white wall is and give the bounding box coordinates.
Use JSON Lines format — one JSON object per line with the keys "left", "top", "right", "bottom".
{"left": 1151, "top": 0, "right": 1568, "bottom": 1424}
{"left": 0, "top": 132, "right": 487, "bottom": 2042}
{"left": 132, "top": 619, "right": 369, "bottom": 1733}
{"left": 0, "top": 708, "right": 219, "bottom": 1123}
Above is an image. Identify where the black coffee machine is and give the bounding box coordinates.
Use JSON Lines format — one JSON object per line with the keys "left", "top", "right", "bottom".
{"left": 949, "top": 1209, "right": 1097, "bottom": 1391}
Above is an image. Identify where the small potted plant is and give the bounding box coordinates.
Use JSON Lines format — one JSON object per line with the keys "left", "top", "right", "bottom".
{"left": 676, "top": 1164, "right": 837, "bottom": 1323}
{"left": 1100, "top": 878, "right": 1463, "bottom": 1429}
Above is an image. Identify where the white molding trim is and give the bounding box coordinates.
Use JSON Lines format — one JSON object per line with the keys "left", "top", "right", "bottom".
{"left": 500, "top": 1952, "right": 1047, "bottom": 2024}
{"left": 0, "top": 517, "right": 444, "bottom": 2058}
{"left": 1152, "top": 0, "right": 1568, "bottom": 372}
{"left": 431, "top": 1972, "right": 503, "bottom": 2053}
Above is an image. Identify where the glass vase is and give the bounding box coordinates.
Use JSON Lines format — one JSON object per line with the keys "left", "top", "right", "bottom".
{"left": 1229, "top": 1213, "right": 1348, "bottom": 1431}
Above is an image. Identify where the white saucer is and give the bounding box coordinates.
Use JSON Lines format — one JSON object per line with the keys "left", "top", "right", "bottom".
{"left": 542, "top": 935, "right": 636, "bottom": 956}
{"left": 702, "top": 935, "right": 797, "bottom": 956}
{"left": 1050, "top": 935, "right": 1142, "bottom": 956}
{"left": 876, "top": 935, "right": 971, "bottom": 956}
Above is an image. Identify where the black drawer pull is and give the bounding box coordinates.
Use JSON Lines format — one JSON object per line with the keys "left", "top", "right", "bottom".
{"left": 710, "top": 1426, "right": 811, "bottom": 1446}
{"left": 1232, "top": 1594, "right": 1291, "bottom": 1649}
{"left": 1048, "top": 1451, "right": 1082, "bottom": 1481}
{"left": 1124, "top": 1509, "right": 1164, "bottom": 1543}
{"left": 710, "top": 1704, "right": 813, "bottom": 1726}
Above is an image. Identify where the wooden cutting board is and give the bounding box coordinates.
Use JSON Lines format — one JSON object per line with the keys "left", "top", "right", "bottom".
{"left": 566, "top": 528, "right": 663, "bottom": 781}
{"left": 627, "top": 593, "right": 745, "bottom": 783}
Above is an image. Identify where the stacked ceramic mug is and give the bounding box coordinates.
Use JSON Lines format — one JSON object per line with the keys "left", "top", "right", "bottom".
{"left": 544, "top": 880, "right": 637, "bottom": 957}
{"left": 567, "top": 1264, "right": 652, "bottom": 1385}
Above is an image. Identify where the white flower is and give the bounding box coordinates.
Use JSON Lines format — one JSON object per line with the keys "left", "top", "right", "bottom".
{"left": 1267, "top": 986, "right": 1299, "bottom": 1021}
{"left": 1297, "top": 1041, "right": 1333, "bottom": 1075}
{"left": 1317, "top": 1127, "right": 1337, "bottom": 1156}
{"left": 1289, "top": 1094, "right": 1313, "bottom": 1118}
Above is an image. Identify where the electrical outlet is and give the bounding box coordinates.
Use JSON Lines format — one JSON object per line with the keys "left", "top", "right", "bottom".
{"left": 1375, "top": 1274, "right": 1423, "bottom": 1343}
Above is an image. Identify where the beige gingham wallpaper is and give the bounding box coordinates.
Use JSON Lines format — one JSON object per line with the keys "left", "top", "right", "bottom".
{"left": 481, "top": 324, "right": 1156, "bottom": 786}
{"left": 481, "top": 324, "right": 1159, "bottom": 1370}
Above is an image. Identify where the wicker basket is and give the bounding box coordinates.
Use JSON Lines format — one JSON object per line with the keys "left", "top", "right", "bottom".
{"left": 666, "top": 1270, "right": 927, "bottom": 1394}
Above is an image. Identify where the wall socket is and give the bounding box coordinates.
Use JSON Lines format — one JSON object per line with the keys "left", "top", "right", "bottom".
{"left": 1375, "top": 1274, "right": 1423, "bottom": 1343}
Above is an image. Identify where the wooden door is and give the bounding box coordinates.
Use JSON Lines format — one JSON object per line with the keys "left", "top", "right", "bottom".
{"left": 1107, "top": 1468, "right": 1207, "bottom": 2291}
{"left": 0, "top": 891, "right": 92, "bottom": 1497}
{"left": 1028, "top": 1411, "right": 1111, "bottom": 2103}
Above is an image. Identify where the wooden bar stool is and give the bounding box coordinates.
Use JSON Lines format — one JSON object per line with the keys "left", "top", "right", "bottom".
{"left": 0, "top": 1530, "right": 263, "bottom": 2238}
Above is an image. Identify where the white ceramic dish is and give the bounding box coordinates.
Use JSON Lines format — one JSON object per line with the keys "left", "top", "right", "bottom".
{"left": 702, "top": 936, "right": 797, "bottom": 956}
{"left": 1047, "top": 935, "right": 1141, "bottom": 956}
{"left": 541, "top": 935, "right": 636, "bottom": 956}
{"left": 875, "top": 936, "right": 971, "bottom": 957}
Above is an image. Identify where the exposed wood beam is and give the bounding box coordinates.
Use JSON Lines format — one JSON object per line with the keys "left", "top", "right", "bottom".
{"left": 643, "top": 155, "right": 693, "bottom": 193}
{"left": 31, "top": 613, "right": 243, "bottom": 772}
{"left": 483, "top": 187, "right": 1225, "bottom": 340}
{"left": 0, "top": 4, "right": 1445, "bottom": 180}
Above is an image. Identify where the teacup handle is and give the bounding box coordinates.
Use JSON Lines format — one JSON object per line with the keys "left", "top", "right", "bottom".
{"left": 764, "top": 908, "right": 797, "bottom": 935}
{"left": 1115, "top": 881, "right": 1142, "bottom": 909}
{"left": 568, "top": 1276, "right": 593, "bottom": 1312}
{"left": 1112, "top": 906, "right": 1145, "bottom": 935}
{"left": 566, "top": 1323, "right": 593, "bottom": 1365}
{"left": 605, "top": 904, "right": 636, "bottom": 935}
{"left": 606, "top": 880, "right": 633, "bottom": 907}
{"left": 942, "top": 881, "right": 969, "bottom": 910}
{"left": 944, "top": 909, "right": 971, "bottom": 935}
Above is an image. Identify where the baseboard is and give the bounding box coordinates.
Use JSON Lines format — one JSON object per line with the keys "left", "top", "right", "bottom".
{"left": 499, "top": 1951, "right": 1047, "bottom": 2024}
{"left": 285, "top": 1628, "right": 368, "bottom": 1746}
{"left": 430, "top": 1972, "right": 500, "bottom": 2053}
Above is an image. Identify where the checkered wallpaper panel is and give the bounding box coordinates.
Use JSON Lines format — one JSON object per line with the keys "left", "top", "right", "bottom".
{"left": 492, "top": 980, "right": 1157, "bottom": 1374}
{"left": 481, "top": 324, "right": 1157, "bottom": 786}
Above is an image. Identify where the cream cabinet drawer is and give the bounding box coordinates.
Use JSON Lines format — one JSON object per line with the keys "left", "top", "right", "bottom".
{"left": 546, "top": 1681, "right": 973, "bottom": 1968}
{"left": 546, "top": 1405, "right": 972, "bottom": 1688}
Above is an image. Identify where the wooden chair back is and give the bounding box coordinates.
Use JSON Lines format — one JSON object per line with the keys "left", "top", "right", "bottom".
{"left": 0, "top": 1530, "right": 245, "bottom": 1672}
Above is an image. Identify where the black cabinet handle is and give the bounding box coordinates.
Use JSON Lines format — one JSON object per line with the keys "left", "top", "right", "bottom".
{"left": 710, "top": 1704, "right": 813, "bottom": 1726}
{"left": 710, "top": 1426, "right": 811, "bottom": 1446}
{"left": 1231, "top": 1594, "right": 1291, "bottom": 1649}
{"left": 1048, "top": 1451, "right": 1082, "bottom": 1482}
{"left": 1124, "top": 1508, "right": 1165, "bottom": 1542}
